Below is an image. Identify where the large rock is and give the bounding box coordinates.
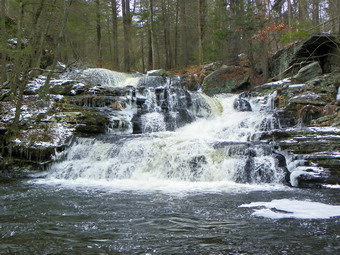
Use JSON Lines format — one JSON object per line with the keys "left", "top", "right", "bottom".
{"left": 270, "top": 35, "right": 340, "bottom": 79}
{"left": 293, "top": 62, "right": 322, "bottom": 82}
{"left": 202, "top": 66, "right": 251, "bottom": 96}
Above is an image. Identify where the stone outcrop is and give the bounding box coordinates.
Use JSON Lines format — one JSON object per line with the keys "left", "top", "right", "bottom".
{"left": 202, "top": 66, "right": 251, "bottom": 95}
{"left": 256, "top": 35, "right": 340, "bottom": 188}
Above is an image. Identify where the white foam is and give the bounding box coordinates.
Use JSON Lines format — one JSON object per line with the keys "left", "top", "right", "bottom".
{"left": 240, "top": 199, "right": 340, "bottom": 219}
{"left": 33, "top": 178, "right": 288, "bottom": 195}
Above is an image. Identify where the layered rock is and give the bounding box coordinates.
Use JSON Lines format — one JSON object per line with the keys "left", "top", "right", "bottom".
{"left": 256, "top": 35, "right": 340, "bottom": 188}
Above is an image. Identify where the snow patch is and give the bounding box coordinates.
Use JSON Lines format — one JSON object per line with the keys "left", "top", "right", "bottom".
{"left": 240, "top": 199, "right": 340, "bottom": 219}
{"left": 288, "top": 84, "right": 305, "bottom": 88}
{"left": 292, "top": 92, "right": 320, "bottom": 100}
{"left": 262, "top": 78, "right": 291, "bottom": 87}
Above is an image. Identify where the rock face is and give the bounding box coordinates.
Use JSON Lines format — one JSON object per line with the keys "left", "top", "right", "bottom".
{"left": 202, "top": 66, "right": 251, "bottom": 95}
{"left": 256, "top": 35, "right": 340, "bottom": 188}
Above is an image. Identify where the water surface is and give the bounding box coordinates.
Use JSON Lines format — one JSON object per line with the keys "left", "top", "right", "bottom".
{"left": 1, "top": 179, "right": 339, "bottom": 254}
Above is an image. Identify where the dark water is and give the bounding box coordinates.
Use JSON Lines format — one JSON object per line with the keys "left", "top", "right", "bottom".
{"left": 1, "top": 178, "right": 339, "bottom": 255}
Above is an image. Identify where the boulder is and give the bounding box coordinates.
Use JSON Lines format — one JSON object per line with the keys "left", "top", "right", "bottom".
{"left": 233, "top": 98, "right": 252, "bottom": 112}
{"left": 202, "top": 66, "right": 251, "bottom": 96}
{"left": 293, "top": 62, "right": 322, "bottom": 82}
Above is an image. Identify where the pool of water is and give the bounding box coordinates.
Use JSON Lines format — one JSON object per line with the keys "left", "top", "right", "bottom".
{"left": 1, "top": 178, "right": 339, "bottom": 254}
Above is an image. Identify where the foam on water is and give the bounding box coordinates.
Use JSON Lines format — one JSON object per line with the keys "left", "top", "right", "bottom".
{"left": 33, "top": 178, "right": 288, "bottom": 195}
{"left": 240, "top": 199, "right": 340, "bottom": 219}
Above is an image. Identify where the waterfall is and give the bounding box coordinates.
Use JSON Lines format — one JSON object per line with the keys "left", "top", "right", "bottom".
{"left": 46, "top": 93, "right": 288, "bottom": 189}
{"left": 65, "top": 68, "right": 180, "bottom": 88}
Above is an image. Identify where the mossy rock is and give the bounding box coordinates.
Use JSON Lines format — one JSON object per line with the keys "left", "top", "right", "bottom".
{"left": 202, "top": 66, "right": 250, "bottom": 96}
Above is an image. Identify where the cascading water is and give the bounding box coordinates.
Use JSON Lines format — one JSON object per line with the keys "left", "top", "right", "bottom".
{"left": 46, "top": 91, "right": 288, "bottom": 190}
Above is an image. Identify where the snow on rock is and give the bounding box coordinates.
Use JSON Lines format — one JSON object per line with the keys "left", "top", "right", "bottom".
{"left": 288, "top": 84, "right": 305, "bottom": 88}
{"left": 307, "top": 151, "right": 340, "bottom": 159}
{"left": 240, "top": 199, "right": 340, "bottom": 219}
{"left": 12, "top": 123, "right": 74, "bottom": 148}
{"left": 263, "top": 78, "right": 292, "bottom": 87}
{"left": 291, "top": 92, "right": 320, "bottom": 100}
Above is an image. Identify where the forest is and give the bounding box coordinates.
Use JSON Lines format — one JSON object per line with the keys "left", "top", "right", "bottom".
{"left": 1, "top": 0, "right": 340, "bottom": 78}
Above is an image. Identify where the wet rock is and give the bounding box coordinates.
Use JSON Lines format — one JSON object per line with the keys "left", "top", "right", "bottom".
{"left": 233, "top": 98, "right": 252, "bottom": 112}
{"left": 189, "top": 155, "right": 207, "bottom": 178}
{"left": 259, "top": 116, "right": 280, "bottom": 131}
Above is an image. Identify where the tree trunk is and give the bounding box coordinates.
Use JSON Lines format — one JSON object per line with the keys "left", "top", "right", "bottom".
{"left": 111, "top": 0, "right": 119, "bottom": 70}
{"left": 298, "top": 0, "right": 308, "bottom": 27}
{"left": 0, "top": 0, "right": 7, "bottom": 85}
{"left": 179, "top": 0, "right": 188, "bottom": 67}
{"left": 140, "top": 29, "right": 145, "bottom": 72}
{"left": 174, "top": 0, "right": 179, "bottom": 67}
{"left": 198, "top": 0, "right": 207, "bottom": 65}
{"left": 312, "top": 0, "right": 320, "bottom": 30}
{"left": 96, "top": 0, "right": 102, "bottom": 67}
{"left": 147, "top": 21, "right": 153, "bottom": 70}
{"left": 148, "top": 0, "right": 156, "bottom": 69}
{"left": 161, "top": 0, "right": 171, "bottom": 69}
{"left": 122, "top": 0, "right": 132, "bottom": 72}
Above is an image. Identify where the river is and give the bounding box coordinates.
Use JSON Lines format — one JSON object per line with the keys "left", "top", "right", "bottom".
{"left": 1, "top": 178, "right": 340, "bottom": 254}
